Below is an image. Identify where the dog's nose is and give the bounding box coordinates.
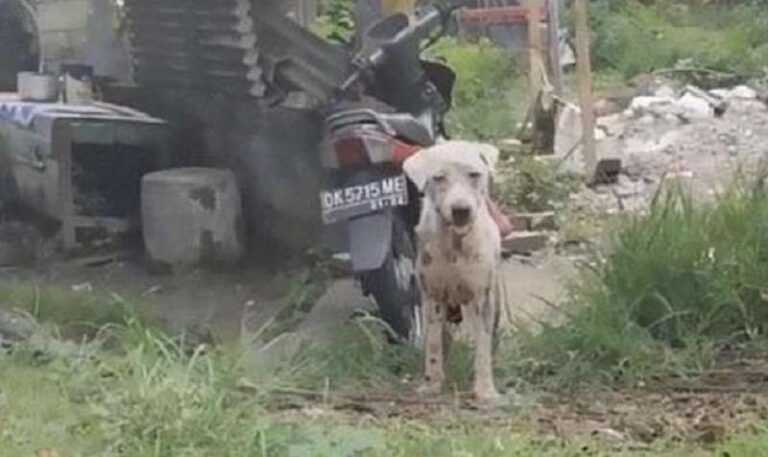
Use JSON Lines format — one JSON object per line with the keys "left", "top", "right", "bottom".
{"left": 451, "top": 205, "right": 472, "bottom": 227}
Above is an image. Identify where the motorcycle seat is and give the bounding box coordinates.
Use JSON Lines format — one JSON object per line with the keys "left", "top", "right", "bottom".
{"left": 378, "top": 113, "right": 434, "bottom": 147}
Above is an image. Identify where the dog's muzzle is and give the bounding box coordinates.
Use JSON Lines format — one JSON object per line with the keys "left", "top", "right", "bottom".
{"left": 450, "top": 205, "right": 473, "bottom": 228}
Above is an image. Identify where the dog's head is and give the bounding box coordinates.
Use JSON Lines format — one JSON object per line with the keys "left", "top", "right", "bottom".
{"left": 403, "top": 141, "right": 499, "bottom": 236}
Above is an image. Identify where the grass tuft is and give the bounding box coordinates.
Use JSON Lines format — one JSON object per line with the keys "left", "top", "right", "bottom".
{"left": 506, "top": 181, "right": 768, "bottom": 387}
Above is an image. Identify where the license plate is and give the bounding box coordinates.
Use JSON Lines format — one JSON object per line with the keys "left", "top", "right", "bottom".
{"left": 320, "top": 175, "right": 408, "bottom": 224}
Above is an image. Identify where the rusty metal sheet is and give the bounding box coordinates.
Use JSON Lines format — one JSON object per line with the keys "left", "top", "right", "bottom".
{"left": 460, "top": 6, "right": 549, "bottom": 25}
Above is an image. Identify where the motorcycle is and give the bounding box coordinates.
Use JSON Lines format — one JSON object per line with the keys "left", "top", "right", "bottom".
{"left": 319, "top": 0, "right": 470, "bottom": 345}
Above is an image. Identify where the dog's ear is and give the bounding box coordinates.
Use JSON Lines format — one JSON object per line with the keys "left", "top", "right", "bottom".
{"left": 403, "top": 149, "right": 435, "bottom": 192}
{"left": 476, "top": 144, "right": 500, "bottom": 173}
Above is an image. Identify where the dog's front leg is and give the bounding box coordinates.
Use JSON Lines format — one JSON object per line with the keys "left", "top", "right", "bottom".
{"left": 468, "top": 295, "right": 500, "bottom": 402}
{"left": 419, "top": 296, "right": 446, "bottom": 395}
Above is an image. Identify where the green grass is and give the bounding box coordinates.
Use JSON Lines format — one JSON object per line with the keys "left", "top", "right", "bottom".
{"left": 0, "top": 283, "right": 150, "bottom": 339}
{"left": 427, "top": 38, "right": 527, "bottom": 142}
{"left": 495, "top": 155, "right": 581, "bottom": 213}
{"left": 2, "top": 288, "right": 768, "bottom": 456}
{"left": 502, "top": 181, "right": 768, "bottom": 388}
{"left": 589, "top": 1, "right": 768, "bottom": 81}
{"left": 4, "top": 318, "right": 768, "bottom": 457}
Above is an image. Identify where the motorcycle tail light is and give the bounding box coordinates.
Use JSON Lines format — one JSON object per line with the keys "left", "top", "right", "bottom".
{"left": 334, "top": 137, "right": 370, "bottom": 166}
{"left": 391, "top": 139, "right": 421, "bottom": 167}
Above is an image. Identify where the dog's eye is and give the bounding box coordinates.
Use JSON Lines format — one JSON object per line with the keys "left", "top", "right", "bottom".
{"left": 468, "top": 171, "right": 482, "bottom": 180}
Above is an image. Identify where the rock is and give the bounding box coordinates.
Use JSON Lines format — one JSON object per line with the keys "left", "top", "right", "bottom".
{"left": 710, "top": 88, "right": 730, "bottom": 99}
{"left": 629, "top": 96, "right": 676, "bottom": 115}
{"left": 638, "top": 114, "right": 656, "bottom": 125}
{"left": 509, "top": 212, "right": 558, "bottom": 232}
{"left": 597, "top": 113, "right": 627, "bottom": 137}
{"left": 594, "top": 98, "right": 623, "bottom": 117}
{"left": 729, "top": 85, "right": 758, "bottom": 100}
{"left": 502, "top": 231, "right": 549, "bottom": 254}
{"left": 675, "top": 93, "right": 713, "bottom": 120}
{"left": 662, "top": 113, "right": 682, "bottom": 125}
{"left": 554, "top": 104, "right": 622, "bottom": 180}
{"left": 529, "top": 212, "right": 558, "bottom": 231}
{"left": 614, "top": 176, "right": 644, "bottom": 199}
{"left": 654, "top": 85, "right": 677, "bottom": 98}
{"left": 498, "top": 138, "right": 524, "bottom": 157}
{"left": 593, "top": 158, "right": 622, "bottom": 184}
{"left": 0, "top": 309, "right": 38, "bottom": 343}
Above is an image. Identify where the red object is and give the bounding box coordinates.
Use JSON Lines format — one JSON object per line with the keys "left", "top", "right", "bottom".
{"left": 334, "top": 137, "right": 370, "bottom": 166}
{"left": 391, "top": 139, "right": 422, "bottom": 167}
{"left": 460, "top": 6, "right": 549, "bottom": 26}
{"left": 487, "top": 198, "right": 514, "bottom": 238}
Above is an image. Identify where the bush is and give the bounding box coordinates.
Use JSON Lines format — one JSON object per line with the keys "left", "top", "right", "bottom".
{"left": 428, "top": 38, "right": 525, "bottom": 141}
{"left": 313, "top": 0, "right": 355, "bottom": 44}
{"left": 588, "top": 0, "right": 768, "bottom": 79}
{"left": 495, "top": 156, "right": 581, "bottom": 213}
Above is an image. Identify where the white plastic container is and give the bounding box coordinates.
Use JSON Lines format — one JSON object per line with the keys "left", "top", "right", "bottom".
{"left": 17, "top": 72, "right": 59, "bottom": 102}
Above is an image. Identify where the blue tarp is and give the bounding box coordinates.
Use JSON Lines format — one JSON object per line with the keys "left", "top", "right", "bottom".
{"left": 0, "top": 100, "right": 123, "bottom": 128}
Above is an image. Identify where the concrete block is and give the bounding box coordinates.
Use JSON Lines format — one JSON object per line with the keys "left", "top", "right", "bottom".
{"left": 142, "top": 167, "right": 245, "bottom": 270}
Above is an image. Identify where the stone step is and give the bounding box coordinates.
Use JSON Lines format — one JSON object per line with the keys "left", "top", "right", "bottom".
{"left": 502, "top": 230, "right": 550, "bottom": 255}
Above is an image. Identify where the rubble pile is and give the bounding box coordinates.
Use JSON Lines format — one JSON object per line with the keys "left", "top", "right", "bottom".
{"left": 565, "top": 83, "right": 768, "bottom": 218}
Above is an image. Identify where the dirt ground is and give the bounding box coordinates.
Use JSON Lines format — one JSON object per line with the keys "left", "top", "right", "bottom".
{"left": 0, "top": 245, "right": 572, "bottom": 347}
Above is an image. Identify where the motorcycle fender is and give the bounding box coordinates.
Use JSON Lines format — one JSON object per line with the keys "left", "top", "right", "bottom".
{"left": 348, "top": 210, "right": 392, "bottom": 273}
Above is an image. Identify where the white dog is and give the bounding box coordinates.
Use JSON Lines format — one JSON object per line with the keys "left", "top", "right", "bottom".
{"left": 403, "top": 140, "right": 502, "bottom": 402}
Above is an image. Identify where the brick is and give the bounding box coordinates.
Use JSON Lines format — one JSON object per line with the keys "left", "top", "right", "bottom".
{"left": 502, "top": 231, "right": 549, "bottom": 254}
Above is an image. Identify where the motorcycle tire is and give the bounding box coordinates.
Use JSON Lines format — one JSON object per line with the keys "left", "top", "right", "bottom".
{"left": 363, "top": 214, "right": 423, "bottom": 346}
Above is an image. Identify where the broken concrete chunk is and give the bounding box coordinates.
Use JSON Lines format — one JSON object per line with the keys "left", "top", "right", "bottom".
{"left": 528, "top": 212, "right": 558, "bottom": 231}
{"left": 502, "top": 231, "right": 549, "bottom": 254}
{"left": 729, "top": 85, "right": 758, "bottom": 100}
{"left": 555, "top": 104, "right": 622, "bottom": 180}
{"left": 596, "top": 113, "right": 627, "bottom": 137}
{"left": 654, "top": 85, "right": 677, "bottom": 98}
{"left": 594, "top": 98, "right": 623, "bottom": 117}
{"left": 509, "top": 212, "right": 558, "bottom": 232}
{"left": 629, "top": 96, "right": 676, "bottom": 114}
{"left": 676, "top": 93, "right": 714, "bottom": 120}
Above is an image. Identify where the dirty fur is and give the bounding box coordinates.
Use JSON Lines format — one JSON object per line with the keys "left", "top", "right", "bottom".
{"left": 404, "top": 140, "right": 503, "bottom": 403}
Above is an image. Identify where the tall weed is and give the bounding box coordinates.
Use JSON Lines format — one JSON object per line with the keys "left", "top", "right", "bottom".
{"left": 512, "top": 183, "right": 768, "bottom": 386}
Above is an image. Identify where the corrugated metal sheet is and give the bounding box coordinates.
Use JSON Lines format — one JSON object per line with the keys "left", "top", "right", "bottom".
{"left": 123, "top": 0, "right": 352, "bottom": 101}
{"left": 124, "top": 0, "right": 267, "bottom": 97}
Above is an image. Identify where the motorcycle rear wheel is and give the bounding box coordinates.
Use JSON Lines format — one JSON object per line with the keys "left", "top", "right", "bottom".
{"left": 362, "top": 215, "right": 423, "bottom": 346}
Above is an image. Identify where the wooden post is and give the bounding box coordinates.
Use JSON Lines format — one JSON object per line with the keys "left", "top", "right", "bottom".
{"left": 526, "top": 0, "right": 544, "bottom": 101}
{"left": 547, "top": 0, "right": 564, "bottom": 97}
{"left": 381, "top": 0, "right": 415, "bottom": 16}
{"left": 573, "top": 0, "right": 597, "bottom": 178}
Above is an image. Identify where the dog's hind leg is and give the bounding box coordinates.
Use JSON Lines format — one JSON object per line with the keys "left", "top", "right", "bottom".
{"left": 468, "top": 292, "right": 500, "bottom": 402}
{"left": 419, "top": 296, "right": 446, "bottom": 395}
